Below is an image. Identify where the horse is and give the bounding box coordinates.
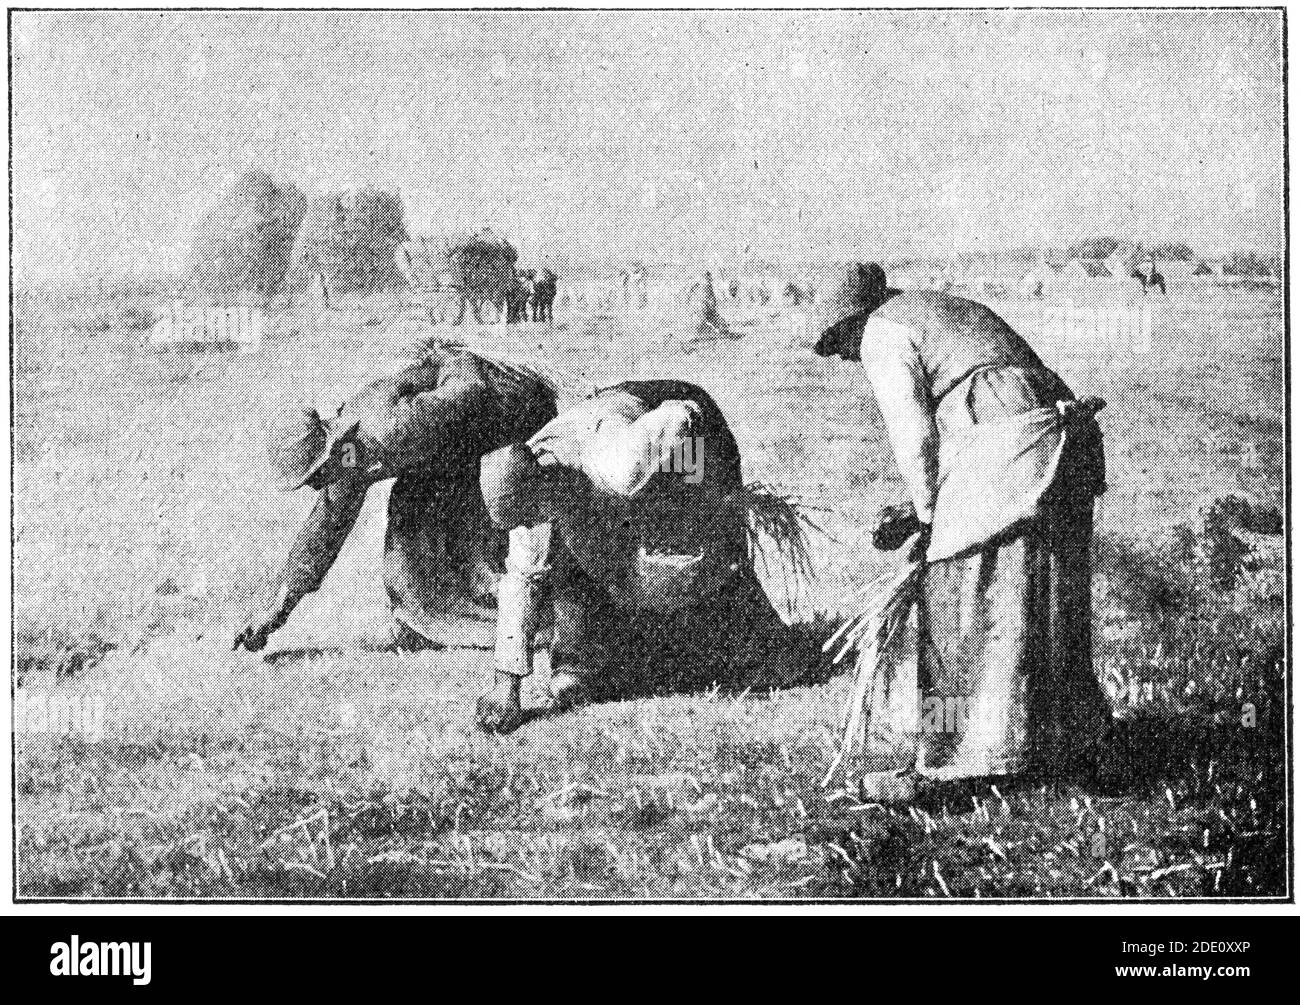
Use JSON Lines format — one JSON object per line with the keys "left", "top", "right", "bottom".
{"left": 1131, "top": 265, "right": 1167, "bottom": 296}
{"left": 530, "top": 268, "right": 557, "bottom": 322}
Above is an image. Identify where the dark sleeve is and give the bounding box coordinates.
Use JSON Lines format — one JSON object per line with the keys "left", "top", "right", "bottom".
{"left": 274, "top": 473, "right": 369, "bottom": 619}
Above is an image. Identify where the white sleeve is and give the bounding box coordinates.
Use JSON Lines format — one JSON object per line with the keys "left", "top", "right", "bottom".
{"left": 862, "top": 318, "right": 939, "bottom": 522}
{"left": 582, "top": 401, "right": 698, "bottom": 497}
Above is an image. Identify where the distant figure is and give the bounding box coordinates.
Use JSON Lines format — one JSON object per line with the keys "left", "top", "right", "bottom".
{"left": 1131, "top": 260, "right": 1166, "bottom": 295}
{"left": 233, "top": 347, "right": 557, "bottom": 655}
{"left": 632, "top": 266, "right": 649, "bottom": 309}
{"left": 394, "top": 244, "right": 416, "bottom": 286}
{"left": 514, "top": 269, "right": 537, "bottom": 324}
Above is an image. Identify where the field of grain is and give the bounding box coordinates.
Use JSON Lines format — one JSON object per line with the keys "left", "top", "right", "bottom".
{"left": 12, "top": 279, "right": 1287, "bottom": 899}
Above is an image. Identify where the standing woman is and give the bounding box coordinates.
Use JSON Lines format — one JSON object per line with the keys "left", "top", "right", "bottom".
{"left": 813, "top": 264, "right": 1112, "bottom": 791}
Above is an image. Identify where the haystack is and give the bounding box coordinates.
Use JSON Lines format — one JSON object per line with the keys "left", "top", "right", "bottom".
{"left": 187, "top": 171, "right": 306, "bottom": 304}
{"left": 445, "top": 229, "right": 519, "bottom": 305}
{"left": 287, "top": 187, "right": 409, "bottom": 299}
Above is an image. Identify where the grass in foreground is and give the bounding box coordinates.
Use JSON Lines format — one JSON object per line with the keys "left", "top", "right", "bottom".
{"left": 13, "top": 289, "right": 1288, "bottom": 899}
{"left": 16, "top": 693, "right": 1285, "bottom": 899}
{"left": 17, "top": 504, "right": 1287, "bottom": 900}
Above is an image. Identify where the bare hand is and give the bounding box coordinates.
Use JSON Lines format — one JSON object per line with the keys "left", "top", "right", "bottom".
{"left": 233, "top": 620, "right": 272, "bottom": 653}
{"left": 647, "top": 400, "right": 702, "bottom": 442}
{"left": 526, "top": 402, "right": 603, "bottom": 469}
{"left": 872, "top": 502, "right": 921, "bottom": 552}
{"left": 643, "top": 401, "right": 702, "bottom": 464}
{"left": 233, "top": 603, "right": 287, "bottom": 652}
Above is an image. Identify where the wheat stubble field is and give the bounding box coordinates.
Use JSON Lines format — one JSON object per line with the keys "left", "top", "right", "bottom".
{"left": 12, "top": 280, "right": 1287, "bottom": 899}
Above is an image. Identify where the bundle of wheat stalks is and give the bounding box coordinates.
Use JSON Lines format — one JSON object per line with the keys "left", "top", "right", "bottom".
{"left": 739, "top": 482, "right": 827, "bottom": 619}
{"left": 820, "top": 544, "right": 924, "bottom": 786}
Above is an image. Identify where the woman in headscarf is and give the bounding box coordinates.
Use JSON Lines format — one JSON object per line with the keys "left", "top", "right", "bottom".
{"left": 474, "top": 380, "right": 804, "bottom": 733}
{"left": 813, "top": 264, "right": 1112, "bottom": 794}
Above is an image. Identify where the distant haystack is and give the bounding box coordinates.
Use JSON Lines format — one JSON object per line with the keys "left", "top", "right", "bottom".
{"left": 288, "top": 187, "right": 408, "bottom": 299}
{"left": 686, "top": 270, "right": 736, "bottom": 340}
{"left": 1019, "top": 261, "right": 1062, "bottom": 298}
{"left": 187, "top": 171, "right": 306, "bottom": 303}
{"left": 1063, "top": 259, "right": 1114, "bottom": 281}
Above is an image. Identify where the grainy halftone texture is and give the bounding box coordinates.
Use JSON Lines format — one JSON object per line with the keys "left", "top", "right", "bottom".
{"left": 10, "top": 9, "right": 1286, "bottom": 902}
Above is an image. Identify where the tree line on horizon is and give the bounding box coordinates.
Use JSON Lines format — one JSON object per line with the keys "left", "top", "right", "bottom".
{"left": 1066, "top": 237, "right": 1279, "bottom": 276}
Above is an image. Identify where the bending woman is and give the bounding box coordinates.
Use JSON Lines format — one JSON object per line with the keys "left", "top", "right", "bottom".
{"left": 813, "top": 264, "right": 1112, "bottom": 790}
{"left": 475, "top": 380, "right": 802, "bottom": 733}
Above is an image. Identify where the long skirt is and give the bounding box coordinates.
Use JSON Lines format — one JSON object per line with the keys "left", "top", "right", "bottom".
{"left": 549, "top": 561, "right": 804, "bottom": 699}
{"left": 917, "top": 366, "right": 1112, "bottom": 781}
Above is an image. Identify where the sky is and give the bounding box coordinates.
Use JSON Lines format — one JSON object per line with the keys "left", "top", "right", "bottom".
{"left": 10, "top": 9, "right": 1285, "bottom": 281}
